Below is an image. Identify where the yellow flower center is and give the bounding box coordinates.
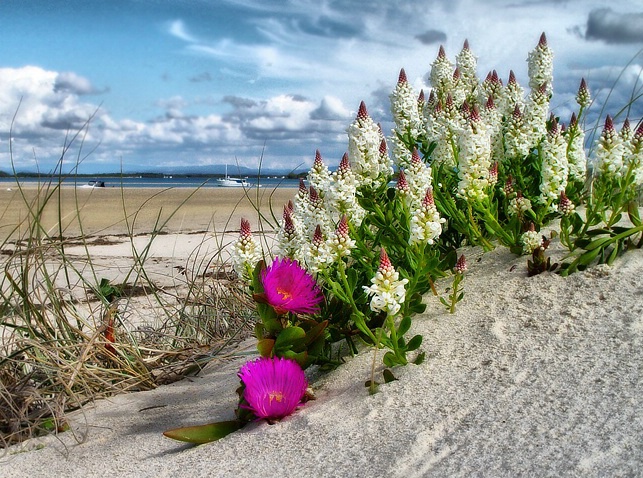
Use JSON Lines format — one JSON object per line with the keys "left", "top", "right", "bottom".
{"left": 268, "top": 390, "right": 284, "bottom": 404}
{"left": 276, "top": 287, "right": 292, "bottom": 301}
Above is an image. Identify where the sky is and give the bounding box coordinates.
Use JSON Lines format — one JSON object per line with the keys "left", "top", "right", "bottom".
{"left": 0, "top": 0, "right": 642, "bottom": 174}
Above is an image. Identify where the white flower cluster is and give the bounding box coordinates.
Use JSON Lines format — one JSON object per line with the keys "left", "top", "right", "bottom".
{"left": 539, "top": 120, "right": 569, "bottom": 205}
{"left": 508, "top": 195, "right": 533, "bottom": 217}
{"left": 627, "top": 123, "right": 643, "bottom": 185}
{"left": 503, "top": 105, "right": 531, "bottom": 159}
{"left": 275, "top": 204, "right": 299, "bottom": 258}
{"left": 502, "top": 71, "right": 525, "bottom": 115}
{"left": 558, "top": 192, "right": 575, "bottom": 216}
{"left": 565, "top": 113, "right": 587, "bottom": 180}
{"left": 390, "top": 69, "right": 424, "bottom": 168}
{"left": 430, "top": 46, "right": 455, "bottom": 101}
{"left": 363, "top": 249, "right": 409, "bottom": 317}
{"left": 347, "top": 102, "right": 385, "bottom": 186}
{"left": 231, "top": 219, "right": 261, "bottom": 276}
{"left": 595, "top": 116, "right": 624, "bottom": 179}
{"left": 520, "top": 229, "right": 543, "bottom": 255}
{"left": 409, "top": 189, "right": 446, "bottom": 245}
{"left": 404, "top": 148, "right": 434, "bottom": 207}
{"left": 308, "top": 149, "right": 331, "bottom": 194}
{"left": 527, "top": 33, "right": 554, "bottom": 95}
{"left": 302, "top": 225, "right": 332, "bottom": 274}
{"left": 327, "top": 215, "right": 356, "bottom": 261}
{"left": 455, "top": 40, "right": 478, "bottom": 103}
{"left": 275, "top": 136, "right": 370, "bottom": 271}
{"left": 457, "top": 110, "right": 492, "bottom": 203}
{"left": 328, "top": 153, "right": 366, "bottom": 226}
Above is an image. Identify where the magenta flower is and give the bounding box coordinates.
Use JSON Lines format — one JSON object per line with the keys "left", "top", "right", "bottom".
{"left": 261, "top": 257, "right": 323, "bottom": 315}
{"left": 239, "top": 357, "right": 308, "bottom": 420}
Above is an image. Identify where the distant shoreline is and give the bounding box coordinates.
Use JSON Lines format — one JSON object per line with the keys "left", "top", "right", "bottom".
{"left": 0, "top": 176, "right": 303, "bottom": 190}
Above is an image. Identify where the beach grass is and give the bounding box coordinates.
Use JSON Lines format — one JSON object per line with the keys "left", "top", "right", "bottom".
{"left": 0, "top": 163, "right": 292, "bottom": 447}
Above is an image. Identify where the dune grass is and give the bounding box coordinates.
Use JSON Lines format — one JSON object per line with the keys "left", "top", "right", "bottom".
{"left": 0, "top": 161, "right": 259, "bottom": 448}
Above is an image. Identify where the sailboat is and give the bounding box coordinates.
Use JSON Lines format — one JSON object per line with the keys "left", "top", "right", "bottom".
{"left": 216, "top": 165, "right": 249, "bottom": 187}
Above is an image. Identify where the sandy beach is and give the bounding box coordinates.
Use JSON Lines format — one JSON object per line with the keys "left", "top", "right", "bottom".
{"left": 0, "top": 185, "right": 297, "bottom": 241}
{"left": 0, "top": 185, "right": 642, "bottom": 477}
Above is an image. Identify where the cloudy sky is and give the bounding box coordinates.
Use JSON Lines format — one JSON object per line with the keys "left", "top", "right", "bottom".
{"left": 0, "top": 0, "right": 642, "bottom": 174}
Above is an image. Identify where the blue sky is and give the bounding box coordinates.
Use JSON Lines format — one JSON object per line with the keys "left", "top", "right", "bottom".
{"left": 0, "top": 0, "right": 642, "bottom": 174}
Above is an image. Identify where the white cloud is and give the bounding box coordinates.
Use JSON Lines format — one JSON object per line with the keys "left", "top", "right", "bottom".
{"left": 167, "top": 19, "right": 199, "bottom": 43}
{"left": 0, "top": 64, "right": 354, "bottom": 172}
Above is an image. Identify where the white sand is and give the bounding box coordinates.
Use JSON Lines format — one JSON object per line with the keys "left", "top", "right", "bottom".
{"left": 1, "top": 243, "right": 642, "bottom": 477}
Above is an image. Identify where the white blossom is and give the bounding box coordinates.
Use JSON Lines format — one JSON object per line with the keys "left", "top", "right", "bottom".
{"left": 363, "top": 249, "right": 408, "bottom": 317}
{"left": 455, "top": 40, "right": 478, "bottom": 101}
{"left": 508, "top": 195, "right": 533, "bottom": 217}
{"left": 527, "top": 33, "right": 554, "bottom": 96}
{"left": 504, "top": 105, "right": 532, "bottom": 159}
{"left": 595, "top": 115, "right": 624, "bottom": 179}
{"left": 539, "top": 120, "right": 569, "bottom": 205}
{"left": 302, "top": 225, "right": 333, "bottom": 274}
{"left": 329, "top": 153, "right": 366, "bottom": 226}
{"left": 347, "top": 101, "right": 384, "bottom": 187}
{"left": 627, "top": 123, "right": 643, "bottom": 185}
{"left": 409, "top": 189, "right": 445, "bottom": 245}
{"left": 405, "top": 148, "right": 434, "bottom": 207}
{"left": 307, "top": 150, "right": 332, "bottom": 195}
{"left": 326, "top": 215, "right": 355, "bottom": 261}
{"left": 565, "top": 113, "right": 587, "bottom": 180}
{"left": 430, "top": 45, "right": 455, "bottom": 101}
{"left": 231, "top": 219, "right": 261, "bottom": 276}
{"left": 457, "top": 108, "right": 492, "bottom": 202}
{"left": 521, "top": 228, "right": 543, "bottom": 255}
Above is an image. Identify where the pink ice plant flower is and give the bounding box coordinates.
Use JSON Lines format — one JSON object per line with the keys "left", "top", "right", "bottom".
{"left": 261, "top": 257, "right": 323, "bottom": 315}
{"left": 238, "top": 357, "right": 308, "bottom": 420}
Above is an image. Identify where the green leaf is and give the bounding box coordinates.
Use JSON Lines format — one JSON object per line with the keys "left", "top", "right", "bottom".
{"left": 304, "top": 320, "right": 328, "bottom": 345}
{"left": 274, "top": 326, "right": 306, "bottom": 350}
{"left": 256, "top": 338, "right": 274, "bottom": 357}
{"left": 281, "top": 350, "right": 308, "bottom": 367}
{"left": 383, "top": 351, "right": 397, "bottom": 367}
{"left": 583, "top": 236, "right": 613, "bottom": 251}
{"left": 163, "top": 420, "right": 243, "bottom": 444}
{"left": 413, "top": 352, "right": 426, "bottom": 365}
{"left": 250, "top": 260, "right": 266, "bottom": 293}
{"left": 397, "top": 316, "right": 412, "bottom": 336}
{"left": 578, "top": 247, "right": 603, "bottom": 266}
{"left": 628, "top": 202, "right": 641, "bottom": 226}
{"left": 606, "top": 243, "right": 620, "bottom": 265}
{"left": 382, "top": 369, "right": 397, "bottom": 383}
{"left": 406, "top": 334, "right": 423, "bottom": 351}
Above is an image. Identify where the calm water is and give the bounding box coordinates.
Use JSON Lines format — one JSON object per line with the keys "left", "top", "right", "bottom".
{"left": 0, "top": 176, "right": 301, "bottom": 189}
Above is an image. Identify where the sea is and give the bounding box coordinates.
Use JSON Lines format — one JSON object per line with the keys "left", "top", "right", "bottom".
{"left": 0, "top": 175, "right": 301, "bottom": 189}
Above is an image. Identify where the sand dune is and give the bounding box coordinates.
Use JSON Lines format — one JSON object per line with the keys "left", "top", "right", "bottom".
{"left": 1, "top": 239, "right": 641, "bottom": 477}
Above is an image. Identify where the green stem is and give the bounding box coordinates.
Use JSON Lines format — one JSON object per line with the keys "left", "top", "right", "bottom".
{"left": 386, "top": 314, "right": 406, "bottom": 365}
{"left": 449, "top": 273, "right": 463, "bottom": 314}
{"left": 479, "top": 206, "right": 514, "bottom": 247}
{"left": 336, "top": 262, "right": 378, "bottom": 344}
{"left": 466, "top": 204, "right": 495, "bottom": 250}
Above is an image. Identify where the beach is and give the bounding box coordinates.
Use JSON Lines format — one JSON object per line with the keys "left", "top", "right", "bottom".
{"left": 0, "top": 186, "right": 642, "bottom": 476}
{"left": 0, "top": 185, "right": 297, "bottom": 240}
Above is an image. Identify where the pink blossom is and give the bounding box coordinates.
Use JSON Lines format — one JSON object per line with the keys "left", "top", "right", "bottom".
{"left": 239, "top": 357, "right": 308, "bottom": 420}
{"left": 261, "top": 257, "right": 323, "bottom": 315}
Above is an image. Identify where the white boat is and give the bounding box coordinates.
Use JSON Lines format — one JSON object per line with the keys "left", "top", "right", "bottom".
{"left": 217, "top": 165, "right": 249, "bottom": 187}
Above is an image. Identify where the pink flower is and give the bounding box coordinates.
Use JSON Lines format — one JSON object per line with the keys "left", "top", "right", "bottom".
{"left": 261, "top": 257, "right": 323, "bottom": 315}
{"left": 239, "top": 357, "right": 308, "bottom": 420}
